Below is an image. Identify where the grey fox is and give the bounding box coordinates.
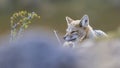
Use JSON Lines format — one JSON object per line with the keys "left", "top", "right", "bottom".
{"left": 63, "top": 15, "right": 107, "bottom": 47}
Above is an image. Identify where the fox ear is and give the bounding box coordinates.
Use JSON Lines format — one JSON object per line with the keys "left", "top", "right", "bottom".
{"left": 80, "top": 14, "right": 89, "bottom": 27}
{"left": 66, "top": 16, "right": 73, "bottom": 25}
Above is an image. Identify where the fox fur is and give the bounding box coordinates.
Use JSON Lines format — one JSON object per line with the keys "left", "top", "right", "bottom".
{"left": 63, "top": 15, "right": 107, "bottom": 47}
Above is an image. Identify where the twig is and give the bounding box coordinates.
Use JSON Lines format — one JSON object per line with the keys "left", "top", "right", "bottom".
{"left": 54, "top": 30, "right": 62, "bottom": 46}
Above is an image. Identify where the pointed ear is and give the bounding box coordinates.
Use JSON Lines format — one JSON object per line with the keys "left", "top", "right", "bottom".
{"left": 80, "top": 14, "right": 89, "bottom": 27}
{"left": 66, "top": 16, "right": 73, "bottom": 25}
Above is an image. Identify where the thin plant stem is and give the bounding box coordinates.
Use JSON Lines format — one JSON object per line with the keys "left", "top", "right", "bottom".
{"left": 54, "top": 30, "right": 62, "bottom": 46}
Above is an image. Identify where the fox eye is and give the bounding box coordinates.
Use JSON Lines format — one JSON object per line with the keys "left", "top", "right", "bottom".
{"left": 71, "top": 31, "right": 77, "bottom": 34}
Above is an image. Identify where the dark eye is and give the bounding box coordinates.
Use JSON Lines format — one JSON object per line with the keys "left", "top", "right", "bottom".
{"left": 71, "top": 31, "right": 77, "bottom": 34}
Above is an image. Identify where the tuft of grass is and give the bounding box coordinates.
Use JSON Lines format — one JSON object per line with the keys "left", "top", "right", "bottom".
{"left": 10, "top": 11, "right": 40, "bottom": 42}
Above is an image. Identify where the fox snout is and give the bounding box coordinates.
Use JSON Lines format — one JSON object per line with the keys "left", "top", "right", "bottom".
{"left": 63, "top": 34, "right": 78, "bottom": 41}
{"left": 63, "top": 36, "right": 66, "bottom": 40}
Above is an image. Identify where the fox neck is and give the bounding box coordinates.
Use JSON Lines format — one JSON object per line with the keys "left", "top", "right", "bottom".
{"left": 77, "top": 25, "right": 96, "bottom": 43}
{"left": 85, "top": 25, "right": 96, "bottom": 39}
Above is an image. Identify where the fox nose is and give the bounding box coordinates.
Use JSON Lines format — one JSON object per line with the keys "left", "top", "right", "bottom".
{"left": 63, "top": 36, "right": 66, "bottom": 40}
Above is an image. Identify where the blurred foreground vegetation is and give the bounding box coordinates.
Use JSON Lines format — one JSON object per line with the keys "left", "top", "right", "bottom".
{"left": 0, "top": 0, "right": 120, "bottom": 35}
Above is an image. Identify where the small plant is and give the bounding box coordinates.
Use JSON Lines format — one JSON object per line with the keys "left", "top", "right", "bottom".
{"left": 10, "top": 11, "right": 40, "bottom": 42}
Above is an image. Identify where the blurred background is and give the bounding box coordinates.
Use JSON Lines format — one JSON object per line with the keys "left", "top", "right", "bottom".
{"left": 0, "top": 0, "right": 120, "bottom": 36}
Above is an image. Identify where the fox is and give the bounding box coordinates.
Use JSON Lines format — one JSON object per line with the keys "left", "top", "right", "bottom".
{"left": 63, "top": 14, "right": 107, "bottom": 47}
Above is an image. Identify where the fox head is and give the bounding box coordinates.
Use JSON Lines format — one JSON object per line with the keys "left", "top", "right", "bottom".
{"left": 63, "top": 15, "right": 90, "bottom": 42}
